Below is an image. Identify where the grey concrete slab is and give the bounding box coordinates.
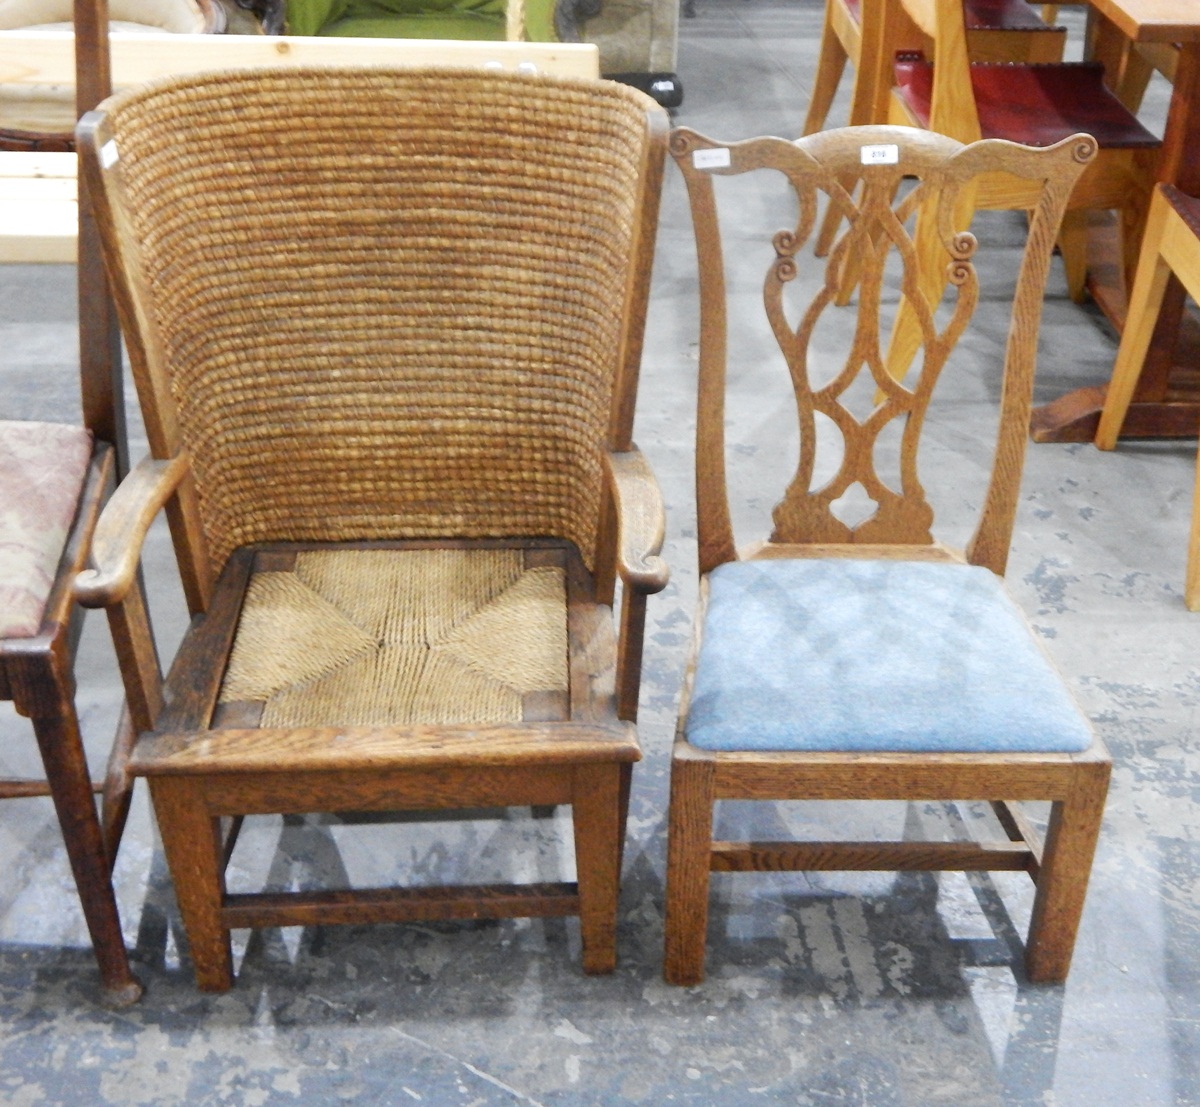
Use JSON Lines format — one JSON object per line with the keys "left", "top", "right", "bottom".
{"left": 2, "top": 4, "right": 1198, "bottom": 1103}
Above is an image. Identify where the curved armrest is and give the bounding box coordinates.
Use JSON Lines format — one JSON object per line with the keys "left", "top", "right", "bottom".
{"left": 604, "top": 447, "right": 669, "bottom": 595}
{"left": 75, "top": 453, "right": 191, "bottom": 608}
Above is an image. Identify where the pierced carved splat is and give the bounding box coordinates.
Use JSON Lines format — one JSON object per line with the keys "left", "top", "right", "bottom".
{"left": 671, "top": 125, "right": 1093, "bottom": 575}
{"left": 767, "top": 168, "right": 979, "bottom": 546}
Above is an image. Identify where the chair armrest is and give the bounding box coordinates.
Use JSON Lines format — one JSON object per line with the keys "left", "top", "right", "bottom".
{"left": 74, "top": 453, "right": 191, "bottom": 608}
{"left": 604, "top": 447, "right": 668, "bottom": 595}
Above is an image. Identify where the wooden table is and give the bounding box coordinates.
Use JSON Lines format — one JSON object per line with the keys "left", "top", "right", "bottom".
{"left": 1030, "top": 0, "right": 1200, "bottom": 442}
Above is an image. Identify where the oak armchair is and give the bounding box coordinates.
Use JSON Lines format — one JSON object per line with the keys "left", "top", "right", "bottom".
{"left": 663, "top": 123, "right": 1110, "bottom": 986}
{"left": 75, "top": 66, "right": 668, "bottom": 992}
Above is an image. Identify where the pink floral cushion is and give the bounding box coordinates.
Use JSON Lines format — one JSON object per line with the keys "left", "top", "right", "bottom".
{"left": 0, "top": 421, "right": 92, "bottom": 639}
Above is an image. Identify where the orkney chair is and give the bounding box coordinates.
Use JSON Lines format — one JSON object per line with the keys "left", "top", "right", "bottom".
{"left": 663, "top": 124, "right": 1110, "bottom": 987}
{"left": 74, "top": 67, "right": 668, "bottom": 992}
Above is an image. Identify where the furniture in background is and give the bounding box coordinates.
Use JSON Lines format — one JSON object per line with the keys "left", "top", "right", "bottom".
{"left": 0, "top": 34, "right": 600, "bottom": 261}
{"left": 803, "top": 0, "right": 1066, "bottom": 140}
{"left": 0, "top": 0, "right": 149, "bottom": 1007}
{"left": 1095, "top": 184, "right": 1200, "bottom": 603}
{"left": 0, "top": 0, "right": 226, "bottom": 152}
{"left": 278, "top": 0, "right": 682, "bottom": 104}
{"left": 76, "top": 66, "right": 668, "bottom": 992}
{"left": 282, "top": 0, "right": 552, "bottom": 43}
{"left": 804, "top": 0, "right": 1067, "bottom": 270}
{"left": 662, "top": 123, "right": 1110, "bottom": 986}
{"left": 1031, "top": 0, "right": 1200, "bottom": 443}
{"left": 884, "top": 0, "right": 1158, "bottom": 380}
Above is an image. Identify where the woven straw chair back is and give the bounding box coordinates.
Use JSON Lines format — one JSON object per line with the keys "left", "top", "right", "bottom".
{"left": 90, "top": 68, "right": 661, "bottom": 573}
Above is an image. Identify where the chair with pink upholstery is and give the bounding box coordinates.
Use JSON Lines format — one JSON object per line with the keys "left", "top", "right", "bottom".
{"left": 0, "top": 0, "right": 154, "bottom": 1006}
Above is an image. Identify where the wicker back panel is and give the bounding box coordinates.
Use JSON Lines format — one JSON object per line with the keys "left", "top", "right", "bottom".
{"left": 100, "top": 69, "right": 654, "bottom": 569}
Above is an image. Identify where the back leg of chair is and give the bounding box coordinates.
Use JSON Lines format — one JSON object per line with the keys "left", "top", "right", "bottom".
{"left": 663, "top": 754, "right": 716, "bottom": 985}
{"left": 1023, "top": 761, "right": 1110, "bottom": 983}
{"left": 148, "top": 776, "right": 235, "bottom": 991}
{"left": 30, "top": 679, "right": 142, "bottom": 1005}
{"left": 1095, "top": 187, "right": 1176, "bottom": 450}
{"left": 1058, "top": 208, "right": 1092, "bottom": 303}
{"left": 803, "top": 6, "right": 852, "bottom": 138}
{"left": 572, "top": 763, "right": 624, "bottom": 974}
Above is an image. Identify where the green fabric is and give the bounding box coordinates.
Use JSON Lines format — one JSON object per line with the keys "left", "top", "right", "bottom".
{"left": 322, "top": 13, "right": 505, "bottom": 36}
{"left": 287, "top": 0, "right": 557, "bottom": 41}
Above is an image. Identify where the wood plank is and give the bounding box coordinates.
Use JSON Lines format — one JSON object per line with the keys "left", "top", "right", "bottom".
{"left": 0, "top": 36, "right": 598, "bottom": 261}
{"left": 0, "top": 778, "right": 103, "bottom": 797}
{"left": 197, "top": 762, "right": 578, "bottom": 814}
{"left": 132, "top": 720, "right": 641, "bottom": 774}
{"left": 990, "top": 798, "right": 1045, "bottom": 873}
{"left": 1085, "top": 0, "right": 1200, "bottom": 43}
{"left": 222, "top": 882, "right": 580, "bottom": 929}
{"left": 0, "top": 31, "right": 600, "bottom": 86}
{"left": 710, "top": 839, "right": 1036, "bottom": 872}
{"left": 702, "top": 750, "right": 1102, "bottom": 802}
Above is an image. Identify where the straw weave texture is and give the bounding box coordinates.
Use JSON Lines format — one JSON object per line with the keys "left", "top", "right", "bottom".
{"left": 218, "top": 548, "right": 567, "bottom": 727}
{"left": 101, "top": 69, "right": 654, "bottom": 571}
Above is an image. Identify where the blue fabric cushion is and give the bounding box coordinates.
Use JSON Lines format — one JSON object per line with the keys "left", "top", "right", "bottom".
{"left": 686, "top": 558, "right": 1093, "bottom": 753}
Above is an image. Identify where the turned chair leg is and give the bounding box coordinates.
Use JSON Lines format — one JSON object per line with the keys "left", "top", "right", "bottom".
{"left": 572, "top": 763, "right": 623, "bottom": 974}
{"left": 148, "top": 777, "right": 234, "bottom": 992}
{"left": 663, "top": 756, "right": 715, "bottom": 986}
{"left": 1024, "top": 763, "right": 1110, "bottom": 983}
{"left": 31, "top": 695, "right": 142, "bottom": 1006}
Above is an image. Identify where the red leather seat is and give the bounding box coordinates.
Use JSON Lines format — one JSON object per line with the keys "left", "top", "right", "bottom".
{"left": 894, "top": 54, "right": 1161, "bottom": 149}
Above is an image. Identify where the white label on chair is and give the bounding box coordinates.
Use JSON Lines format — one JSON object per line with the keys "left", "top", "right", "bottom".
{"left": 100, "top": 140, "right": 119, "bottom": 169}
{"left": 860, "top": 144, "right": 899, "bottom": 165}
{"left": 693, "top": 148, "right": 731, "bottom": 170}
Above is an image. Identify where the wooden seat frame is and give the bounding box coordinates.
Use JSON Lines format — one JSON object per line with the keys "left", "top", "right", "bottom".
{"left": 662, "top": 123, "right": 1111, "bottom": 987}
{"left": 75, "top": 68, "right": 669, "bottom": 992}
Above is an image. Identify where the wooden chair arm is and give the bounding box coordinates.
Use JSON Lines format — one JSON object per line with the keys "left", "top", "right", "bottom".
{"left": 604, "top": 447, "right": 668, "bottom": 595}
{"left": 75, "top": 453, "right": 190, "bottom": 608}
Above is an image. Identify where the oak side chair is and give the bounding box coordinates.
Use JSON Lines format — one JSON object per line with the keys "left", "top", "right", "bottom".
{"left": 0, "top": 0, "right": 150, "bottom": 1007}
{"left": 74, "top": 67, "right": 668, "bottom": 992}
{"left": 1095, "top": 184, "right": 1200, "bottom": 605}
{"left": 883, "top": 0, "right": 1160, "bottom": 380}
{"left": 663, "top": 123, "right": 1111, "bottom": 987}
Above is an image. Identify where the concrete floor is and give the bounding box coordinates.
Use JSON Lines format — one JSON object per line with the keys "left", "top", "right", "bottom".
{"left": 2, "top": 3, "right": 1199, "bottom": 1103}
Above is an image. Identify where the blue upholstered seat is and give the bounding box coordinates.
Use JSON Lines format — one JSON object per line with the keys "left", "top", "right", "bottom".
{"left": 686, "top": 558, "right": 1092, "bottom": 754}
